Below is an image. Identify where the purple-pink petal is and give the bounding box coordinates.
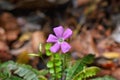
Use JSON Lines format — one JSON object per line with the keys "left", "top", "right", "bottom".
{"left": 63, "top": 28, "right": 72, "bottom": 40}
{"left": 53, "top": 26, "right": 64, "bottom": 38}
{"left": 47, "top": 34, "right": 58, "bottom": 43}
{"left": 50, "top": 43, "right": 60, "bottom": 53}
{"left": 61, "top": 42, "right": 71, "bottom": 53}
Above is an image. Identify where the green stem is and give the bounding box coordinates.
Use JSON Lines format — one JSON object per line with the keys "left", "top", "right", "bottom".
{"left": 64, "top": 54, "right": 67, "bottom": 80}
{"left": 61, "top": 54, "right": 67, "bottom": 80}
{"left": 53, "top": 54, "right": 57, "bottom": 80}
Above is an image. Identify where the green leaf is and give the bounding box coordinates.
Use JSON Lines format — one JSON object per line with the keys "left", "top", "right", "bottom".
{"left": 66, "top": 60, "right": 84, "bottom": 80}
{"left": 56, "top": 67, "right": 62, "bottom": 73}
{"left": 54, "top": 54, "right": 60, "bottom": 59}
{"left": 82, "top": 54, "right": 95, "bottom": 64}
{"left": 46, "top": 50, "right": 52, "bottom": 56}
{"left": 39, "top": 69, "right": 49, "bottom": 76}
{"left": 45, "top": 43, "right": 51, "bottom": 50}
{"left": 55, "top": 61, "right": 62, "bottom": 66}
{"left": 72, "top": 67, "right": 100, "bottom": 80}
{"left": 49, "top": 68, "right": 54, "bottom": 73}
{"left": 0, "top": 61, "right": 47, "bottom": 80}
{"left": 45, "top": 43, "right": 53, "bottom": 56}
{"left": 47, "top": 61, "right": 54, "bottom": 68}
{"left": 66, "top": 54, "right": 95, "bottom": 80}
{"left": 56, "top": 73, "right": 61, "bottom": 78}
{"left": 47, "top": 52, "right": 62, "bottom": 80}
{"left": 91, "top": 75, "right": 116, "bottom": 80}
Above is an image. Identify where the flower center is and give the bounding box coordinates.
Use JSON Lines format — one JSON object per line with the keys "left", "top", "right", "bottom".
{"left": 58, "top": 38, "right": 64, "bottom": 43}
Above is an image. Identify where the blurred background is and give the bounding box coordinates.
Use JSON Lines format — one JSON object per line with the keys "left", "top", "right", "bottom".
{"left": 0, "top": 0, "right": 120, "bottom": 79}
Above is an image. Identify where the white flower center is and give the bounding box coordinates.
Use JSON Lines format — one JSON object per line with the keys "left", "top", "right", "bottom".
{"left": 58, "top": 38, "right": 64, "bottom": 43}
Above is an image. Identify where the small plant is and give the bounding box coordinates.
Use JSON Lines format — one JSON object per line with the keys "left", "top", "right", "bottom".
{"left": 44, "top": 26, "right": 100, "bottom": 80}
{"left": 0, "top": 26, "right": 101, "bottom": 80}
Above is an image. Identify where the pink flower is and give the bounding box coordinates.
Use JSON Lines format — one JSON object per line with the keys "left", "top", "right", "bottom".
{"left": 47, "top": 26, "right": 72, "bottom": 53}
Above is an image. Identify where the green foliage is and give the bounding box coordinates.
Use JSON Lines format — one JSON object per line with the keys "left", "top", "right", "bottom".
{"left": 0, "top": 74, "right": 23, "bottom": 80}
{"left": 45, "top": 43, "right": 62, "bottom": 79}
{"left": 45, "top": 43, "right": 52, "bottom": 51}
{"left": 46, "top": 53, "right": 62, "bottom": 79}
{"left": 91, "top": 75, "right": 116, "bottom": 80}
{"left": 46, "top": 50, "right": 52, "bottom": 56}
{"left": 66, "top": 54, "right": 95, "bottom": 80}
{"left": 45, "top": 43, "right": 52, "bottom": 56}
{"left": 81, "top": 54, "right": 95, "bottom": 64}
{"left": 72, "top": 67, "right": 100, "bottom": 80}
{"left": 45, "top": 43, "right": 100, "bottom": 80}
{"left": 0, "top": 61, "right": 48, "bottom": 80}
